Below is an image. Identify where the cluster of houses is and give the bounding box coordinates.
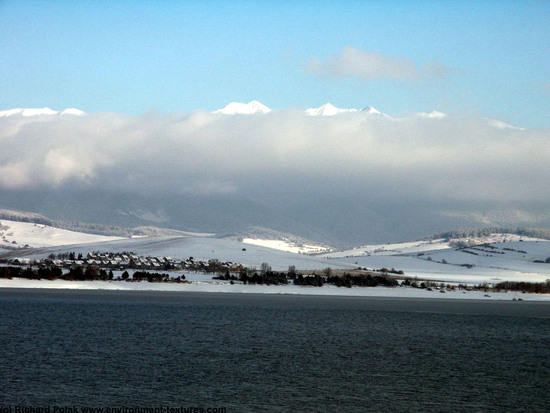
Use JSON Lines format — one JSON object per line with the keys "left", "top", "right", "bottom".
{"left": 2, "top": 251, "right": 239, "bottom": 273}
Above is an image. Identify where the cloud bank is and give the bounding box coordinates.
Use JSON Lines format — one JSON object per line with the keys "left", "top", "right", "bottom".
{"left": 0, "top": 109, "right": 548, "bottom": 202}
{"left": 0, "top": 108, "right": 549, "bottom": 243}
{"left": 307, "top": 46, "right": 454, "bottom": 80}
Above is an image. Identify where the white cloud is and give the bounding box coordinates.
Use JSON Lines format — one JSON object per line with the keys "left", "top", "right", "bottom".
{"left": 0, "top": 109, "right": 548, "bottom": 206}
{"left": 307, "top": 46, "right": 453, "bottom": 81}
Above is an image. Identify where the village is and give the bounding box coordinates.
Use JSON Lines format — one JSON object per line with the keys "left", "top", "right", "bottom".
{"left": 0, "top": 251, "right": 240, "bottom": 274}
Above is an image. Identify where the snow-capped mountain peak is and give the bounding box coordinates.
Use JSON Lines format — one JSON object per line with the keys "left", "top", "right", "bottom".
{"left": 360, "top": 106, "right": 381, "bottom": 115}
{"left": 0, "top": 107, "right": 86, "bottom": 117}
{"left": 305, "top": 103, "right": 359, "bottom": 116}
{"left": 213, "top": 101, "right": 271, "bottom": 115}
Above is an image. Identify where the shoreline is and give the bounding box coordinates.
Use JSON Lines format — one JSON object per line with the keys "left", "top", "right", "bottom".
{"left": 3, "top": 286, "right": 550, "bottom": 319}
{"left": 1, "top": 277, "right": 549, "bottom": 301}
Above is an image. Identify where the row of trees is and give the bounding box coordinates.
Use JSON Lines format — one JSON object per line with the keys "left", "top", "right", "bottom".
{"left": 131, "top": 271, "right": 175, "bottom": 282}
{"left": 0, "top": 265, "right": 183, "bottom": 283}
{"left": 326, "top": 273, "right": 399, "bottom": 288}
{"left": 48, "top": 251, "right": 83, "bottom": 260}
{"left": 234, "top": 263, "right": 400, "bottom": 288}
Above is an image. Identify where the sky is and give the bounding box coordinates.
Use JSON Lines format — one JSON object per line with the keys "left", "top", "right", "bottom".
{"left": 1, "top": 0, "right": 549, "bottom": 128}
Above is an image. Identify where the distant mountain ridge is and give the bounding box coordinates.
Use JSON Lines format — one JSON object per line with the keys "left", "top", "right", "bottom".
{"left": 0, "top": 107, "right": 85, "bottom": 117}
{"left": 209, "top": 101, "right": 524, "bottom": 129}
{"left": 0, "top": 105, "right": 521, "bottom": 130}
{"left": 212, "top": 101, "right": 386, "bottom": 117}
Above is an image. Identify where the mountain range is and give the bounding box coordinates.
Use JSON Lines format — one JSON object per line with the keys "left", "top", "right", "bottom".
{"left": 0, "top": 103, "right": 520, "bottom": 130}
{"left": 212, "top": 101, "right": 387, "bottom": 117}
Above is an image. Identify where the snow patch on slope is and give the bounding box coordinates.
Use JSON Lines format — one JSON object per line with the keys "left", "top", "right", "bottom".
{"left": 242, "top": 238, "right": 331, "bottom": 254}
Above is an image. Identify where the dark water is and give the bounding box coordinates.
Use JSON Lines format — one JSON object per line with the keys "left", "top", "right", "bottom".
{"left": 1, "top": 289, "right": 549, "bottom": 412}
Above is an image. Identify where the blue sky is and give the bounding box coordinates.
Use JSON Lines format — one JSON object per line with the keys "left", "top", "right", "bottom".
{"left": 1, "top": 0, "right": 549, "bottom": 127}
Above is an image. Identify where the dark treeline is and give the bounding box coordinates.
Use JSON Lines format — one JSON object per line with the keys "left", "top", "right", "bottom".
{"left": 0, "top": 266, "right": 24, "bottom": 279}
{"left": 326, "top": 273, "right": 399, "bottom": 288}
{"left": 377, "top": 267, "right": 405, "bottom": 275}
{"left": 0, "top": 265, "right": 184, "bottom": 283}
{"left": 240, "top": 270, "right": 288, "bottom": 285}
{"left": 62, "top": 266, "right": 113, "bottom": 281}
{"left": 132, "top": 271, "right": 171, "bottom": 282}
{"left": 494, "top": 281, "right": 550, "bottom": 294}
{"left": 294, "top": 274, "right": 325, "bottom": 287}
{"left": 0, "top": 266, "right": 63, "bottom": 280}
{"left": 213, "top": 263, "right": 403, "bottom": 288}
{"left": 214, "top": 269, "right": 400, "bottom": 288}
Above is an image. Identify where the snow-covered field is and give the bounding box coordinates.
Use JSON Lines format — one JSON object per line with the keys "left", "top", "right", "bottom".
{"left": 0, "top": 219, "right": 124, "bottom": 248}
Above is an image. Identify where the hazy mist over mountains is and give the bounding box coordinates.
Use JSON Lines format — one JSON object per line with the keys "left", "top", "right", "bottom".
{"left": 1, "top": 103, "right": 549, "bottom": 246}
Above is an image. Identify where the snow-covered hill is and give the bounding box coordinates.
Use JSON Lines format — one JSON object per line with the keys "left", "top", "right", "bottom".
{"left": 0, "top": 107, "right": 85, "bottom": 117}
{"left": 0, "top": 220, "right": 123, "bottom": 248}
{"left": 320, "top": 234, "right": 550, "bottom": 284}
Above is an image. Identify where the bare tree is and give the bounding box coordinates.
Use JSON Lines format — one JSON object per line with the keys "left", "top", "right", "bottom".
{"left": 260, "top": 262, "right": 271, "bottom": 275}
